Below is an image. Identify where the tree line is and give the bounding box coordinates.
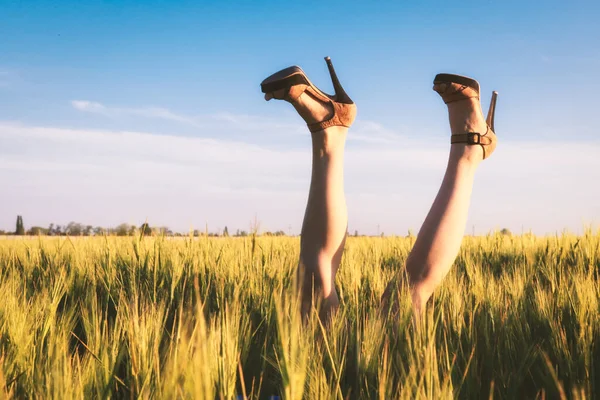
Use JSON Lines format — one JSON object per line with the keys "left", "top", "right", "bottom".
{"left": 2, "top": 216, "right": 517, "bottom": 238}
{"left": 0, "top": 216, "right": 289, "bottom": 237}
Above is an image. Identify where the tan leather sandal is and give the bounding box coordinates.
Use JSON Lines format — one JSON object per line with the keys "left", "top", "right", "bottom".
{"left": 433, "top": 73, "right": 498, "bottom": 159}
{"left": 261, "top": 57, "right": 356, "bottom": 132}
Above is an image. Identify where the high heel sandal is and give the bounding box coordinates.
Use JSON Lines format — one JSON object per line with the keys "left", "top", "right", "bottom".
{"left": 433, "top": 74, "right": 498, "bottom": 159}
{"left": 261, "top": 57, "right": 357, "bottom": 132}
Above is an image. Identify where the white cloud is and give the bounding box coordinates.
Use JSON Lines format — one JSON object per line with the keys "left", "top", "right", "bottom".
{"left": 69, "top": 100, "right": 408, "bottom": 144}
{"left": 0, "top": 121, "right": 598, "bottom": 235}
{"left": 71, "top": 100, "right": 200, "bottom": 126}
{"left": 71, "top": 100, "right": 107, "bottom": 113}
{"left": 70, "top": 99, "right": 309, "bottom": 133}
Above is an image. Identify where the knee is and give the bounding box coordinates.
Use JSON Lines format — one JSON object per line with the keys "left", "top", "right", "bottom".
{"left": 406, "top": 260, "right": 429, "bottom": 286}
{"left": 406, "top": 262, "right": 440, "bottom": 301}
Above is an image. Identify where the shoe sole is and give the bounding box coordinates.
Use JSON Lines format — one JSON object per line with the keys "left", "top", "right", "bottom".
{"left": 433, "top": 73, "right": 480, "bottom": 93}
{"left": 261, "top": 66, "right": 310, "bottom": 93}
{"left": 260, "top": 66, "right": 335, "bottom": 102}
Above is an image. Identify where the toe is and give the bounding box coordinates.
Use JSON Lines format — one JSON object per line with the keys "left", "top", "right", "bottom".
{"left": 433, "top": 83, "right": 448, "bottom": 94}
{"left": 264, "top": 88, "right": 288, "bottom": 101}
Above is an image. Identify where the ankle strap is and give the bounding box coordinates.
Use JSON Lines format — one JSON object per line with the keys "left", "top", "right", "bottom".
{"left": 451, "top": 126, "right": 492, "bottom": 145}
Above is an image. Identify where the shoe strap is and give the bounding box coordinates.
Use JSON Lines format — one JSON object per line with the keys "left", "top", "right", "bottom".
{"left": 437, "top": 84, "right": 479, "bottom": 104}
{"left": 308, "top": 117, "right": 337, "bottom": 132}
{"left": 443, "top": 92, "right": 479, "bottom": 104}
{"left": 451, "top": 126, "right": 492, "bottom": 145}
{"left": 306, "top": 102, "right": 356, "bottom": 133}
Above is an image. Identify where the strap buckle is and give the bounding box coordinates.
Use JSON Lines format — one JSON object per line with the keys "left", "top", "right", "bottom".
{"left": 467, "top": 132, "right": 481, "bottom": 144}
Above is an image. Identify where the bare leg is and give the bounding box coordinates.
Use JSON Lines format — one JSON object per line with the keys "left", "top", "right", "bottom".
{"left": 263, "top": 88, "right": 350, "bottom": 320}
{"left": 299, "top": 125, "right": 348, "bottom": 319}
{"left": 383, "top": 96, "right": 490, "bottom": 313}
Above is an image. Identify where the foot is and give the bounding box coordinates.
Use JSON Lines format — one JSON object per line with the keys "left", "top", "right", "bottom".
{"left": 445, "top": 96, "right": 488, "bottom": 163}
{"left": 433, "top": 79, "right": 498, "bottom": 161}
{"left": 261, "top": 58, "right": 356, "bottom": 133}
{"left": 264, "top": 87, "right": 334, "bottom": 127}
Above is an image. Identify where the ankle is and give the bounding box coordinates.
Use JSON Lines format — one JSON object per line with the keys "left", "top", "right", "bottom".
{"left": 449, "top": 144, "right": 483, "bottom": 166}
{"left": 311, "top": 126, "right": 347, "bottom": 156}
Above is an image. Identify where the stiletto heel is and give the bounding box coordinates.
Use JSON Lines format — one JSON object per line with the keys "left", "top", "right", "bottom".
{"left": 324, "top": 56, "right": 353, "bottom": 104}
{"left": 433, "top": 73, "right": 498, "bottom": 160}
{"left": 486, "top": 91, "right": 498, "bottom": 132}
{"left": 261, "top": 57, "right": 356, "bottom": 132}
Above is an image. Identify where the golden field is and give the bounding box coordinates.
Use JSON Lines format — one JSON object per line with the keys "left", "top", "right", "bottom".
{"left": 0, "top": 232, "right": 598, "bottom": 399}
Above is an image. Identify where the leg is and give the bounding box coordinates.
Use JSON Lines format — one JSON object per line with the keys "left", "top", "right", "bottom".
{"left": 405, "top": 130, "right": 481, "bottom": 313}
{"left": 261, "top": 57, "right": 356, "bottom": 320}
{"left": 383, "top": 84, "right": 495, "bottom": 313}
{"left": 298, "top": 125, "right": 348, "bottom": 319}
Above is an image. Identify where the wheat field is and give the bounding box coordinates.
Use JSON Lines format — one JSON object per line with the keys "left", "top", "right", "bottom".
{"left": 0, "top": 232, "right": 598, "bottom": 399}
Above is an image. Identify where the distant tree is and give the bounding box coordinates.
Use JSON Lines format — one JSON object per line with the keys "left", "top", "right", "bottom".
{"left": 354, "top": 230, "right": 358, "bottom": 237}
{"left": 160, "top": 227, "right": 173, "bottom": 236}
{"left": 128, "top": 225, "right": 138, "bottom": 236}
{"left": 28, "top": 226, "right": 48, "bottom": 235}
{"left": 140, "top": 223, "right": 153, "bottom": 236}
{"left": 15, "top": 215, "right": 25, "bottom": 235}
{"left": 193, "top": 230, "right": 200, "bottom": 237}
{"left": 0, "top": 230, "right": 6, "bottom": 235}
{"left": 500, "top": 228, "right": 512, "bottom": 236}
{"left": 55, "top": 225, "right": 63, "bottom": 236}
{"left": 238, "top": 230, "right": 248, "bottom": 237}
{"left": 84, "top": 225, "right": 93, "bottom": 236}
{"left": 273, "top": 230, "right": 286, "bottom": 236}
{"left": 48, "top": 223, "right": 54, "bottom": 236}
{"left": 223, "top": 226, "right": 229, "bottom": 237}
{"left": 93, "top": 226, "right": 105, "bottom": 236}
{"left": 115, "top": 223, "right": 130, "bottom": 236}
{"left": 66, "top": 222, "right": 83, "bottom": 236}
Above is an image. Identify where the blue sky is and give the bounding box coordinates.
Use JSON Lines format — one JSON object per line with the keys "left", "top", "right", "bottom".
{"left": 1, "top": 0, "right": 599, "bottom": 235}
